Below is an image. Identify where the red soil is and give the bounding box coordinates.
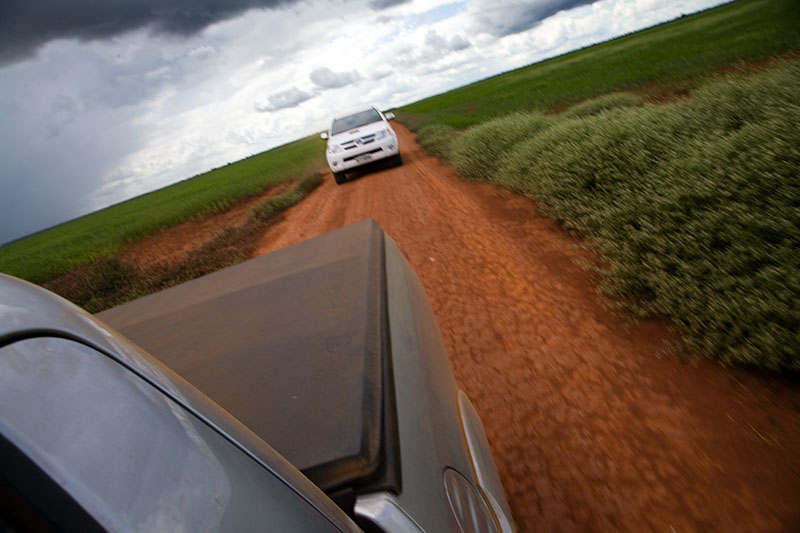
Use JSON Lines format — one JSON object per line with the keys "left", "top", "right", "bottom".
{"left": 254, "top": 124, "right": 800, "bottom": 531}
{"left": 120, "top": 123, "right": 800, "bottom": 531}
{"left": 117, "top": 181, "right": 292, "bottom": 269}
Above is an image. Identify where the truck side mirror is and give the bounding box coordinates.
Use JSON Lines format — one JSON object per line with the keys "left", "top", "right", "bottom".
{"left": 384, "top": 112, "right": 395, "bottom": 121}
{"left": 320, "top": 132, "right": 329, "bottom": 140}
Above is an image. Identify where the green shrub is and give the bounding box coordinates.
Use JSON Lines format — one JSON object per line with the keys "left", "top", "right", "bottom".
{"left": 562, "top": 92, "right": 642, "bottom": 119}
{"left": 450, "top": 112, "right": 554, "bottom": 181}
{"left": 296, "top": 172, "right": 324, "bottom": 195}
{"left": 250, "top": 190, "right": 303, "bottom": 222}
{"left": 679, "top": 59, "right": 800, "bottom": 135}
{"left": 618, "top": 107, "right": 800, "bottom": 370}
{"left": 417, "top": 124, "right": 459, "bottom": 159}
{"left": 495, "top": 106, "right": 681, "bottom": 233}
{"left": 489, "top": 59, "right": 800, "bottom": 370}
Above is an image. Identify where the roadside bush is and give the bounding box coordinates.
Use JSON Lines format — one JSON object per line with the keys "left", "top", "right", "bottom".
{"left": 175, "top": 226, "right": 249, "bottom": 282}
{"left": 679, "top": 60, "right": 800, "bottom": 136}
{"left": 495, "top": 106, "right": 681, "bottom": 234}
{"left": 611, "top": 108, "right": 800, "bottom": 370}
{"left": 450, "top": 112, "right": 554, "bottom": 181}
{"left": 295, "top": 172, "right": 324, "bottom": 195}
{"left": 490, "top": 59, "right": 800, "bottom": 370}
{"left": 562, "top": 92, "right": 642, "bottom": 119}
{"left": 250, "top": 190, "right": 303, "bottom": 222}
{"left": 417, "top": 124, "right": 458, "bottom": 160}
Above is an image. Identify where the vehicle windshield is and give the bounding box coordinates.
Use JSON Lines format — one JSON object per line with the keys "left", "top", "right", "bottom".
{"left": 331, "top": 109, "right": 382, "bottom": 135}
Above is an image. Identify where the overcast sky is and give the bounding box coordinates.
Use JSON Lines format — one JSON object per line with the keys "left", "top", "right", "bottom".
{"left": 0, "top": 0, "right": 723, "bottom": 245}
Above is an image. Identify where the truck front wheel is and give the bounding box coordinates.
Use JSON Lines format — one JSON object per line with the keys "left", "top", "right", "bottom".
{"left": 333, "top": 171, "right": 347, "bottom": 184}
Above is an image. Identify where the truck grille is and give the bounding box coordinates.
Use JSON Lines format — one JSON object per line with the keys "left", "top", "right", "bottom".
{"left": 341, "top": 134, "right": 376, "bottom": 151}
{"left": 343, "top": 148, "right": 383, "bottom": 162}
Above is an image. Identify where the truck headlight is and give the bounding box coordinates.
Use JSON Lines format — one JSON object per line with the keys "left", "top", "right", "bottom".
{"left": 444, "top": 468, "right": 499, "bottom": 532}
{"left": 374, "top": 129, "right": 390, "bottom": 140}
{"left": 329, "top": 144, "right": 343, "bottom": 154}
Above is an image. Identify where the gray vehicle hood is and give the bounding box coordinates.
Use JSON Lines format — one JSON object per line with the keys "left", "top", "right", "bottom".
{"left": 98, "top": 220, "right": 397, "bottom": 495}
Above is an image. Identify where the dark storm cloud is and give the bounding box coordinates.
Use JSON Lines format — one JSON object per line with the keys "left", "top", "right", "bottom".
{"left": 254, "top": 86, "right": 312, "bottom": 112}
{"left": 475, "top": 0, "right": 595, "bottom": 36}
{"left": 310, "top": 67, "right": 360, "bottom": 90}
{"left": 0, "top": 0, "right": 296, "bottom": 65}
{"left": 369, "top": 0, "right": 412, "bottom": 9}
{"left": 0, "top": 102, "right": 147, "bottom": 245}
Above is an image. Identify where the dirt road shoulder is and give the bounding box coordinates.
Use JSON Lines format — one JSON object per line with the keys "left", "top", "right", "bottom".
{"left": 254, "top": 124, "right": 800, "bottom": 531}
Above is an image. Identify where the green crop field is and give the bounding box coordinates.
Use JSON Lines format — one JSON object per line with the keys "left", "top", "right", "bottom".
{"left": 405, "top": 0, "right": 800, "bottom": 371}
{"left": 0, "top": 136, "right": 324, "bottom": 283}
{"left": 2, "top": 0, "right": 797, "bottom": 370}
{"left": 45, "top": 174, "right": 325, "bottom": 313}
{"left": 398, "top": 0, "right": 800, "bottom": 130}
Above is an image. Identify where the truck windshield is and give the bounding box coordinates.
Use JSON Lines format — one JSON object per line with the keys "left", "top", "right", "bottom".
{"left": 331, "top": 109, "right": 382, "bottom": 135}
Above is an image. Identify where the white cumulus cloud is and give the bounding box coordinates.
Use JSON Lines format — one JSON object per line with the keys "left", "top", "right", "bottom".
{"left": 254, "top": 86, "right": 313, "bottom": 112}
{"left": 310, "top": 67, "right": 361, "bottom": 90}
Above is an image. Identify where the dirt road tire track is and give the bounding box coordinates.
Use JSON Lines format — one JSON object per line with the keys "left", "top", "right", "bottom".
{"left": 252, "top": 124, "right": 800, "bottom": 531}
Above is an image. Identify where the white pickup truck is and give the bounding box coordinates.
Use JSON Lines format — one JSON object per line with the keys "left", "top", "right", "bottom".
{"left": 321, "top": 106, "right": 402, "bottom": 184}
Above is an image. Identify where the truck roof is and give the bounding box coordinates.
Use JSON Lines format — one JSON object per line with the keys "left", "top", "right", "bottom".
{"left": 331, "top": 105, "right": 379, "bottom": 120}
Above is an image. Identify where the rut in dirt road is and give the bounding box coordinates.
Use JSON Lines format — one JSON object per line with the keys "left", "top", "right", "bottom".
{"left": 255, "top": 124, "right": 800, "bottom": 531}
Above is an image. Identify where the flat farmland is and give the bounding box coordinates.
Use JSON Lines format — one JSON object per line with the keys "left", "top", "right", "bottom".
{"left": 0, "top": 136, "right": 324, "bottom": 283}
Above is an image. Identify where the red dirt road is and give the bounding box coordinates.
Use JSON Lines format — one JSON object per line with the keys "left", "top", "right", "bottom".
{"left": 253, "top": 125, "right": 800, "bottom": 531}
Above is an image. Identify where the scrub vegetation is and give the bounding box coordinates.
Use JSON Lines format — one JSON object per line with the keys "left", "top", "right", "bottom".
{"left": 414, "top": 56, "right": 800, "bottom": 370}
{"left": 404, "top": 0, "right": 800, "bottom": 370}
{"left": 560, "top": 93, "right": 642, "bottom": 120}
{"left": 0, "top": 136, "right": 325, "bottom": 283}
{"left": 43, "top": 173, "right": 324, "bottom": 313}
{"left": 449, "top": 113, "right": 554, "bottom": 182}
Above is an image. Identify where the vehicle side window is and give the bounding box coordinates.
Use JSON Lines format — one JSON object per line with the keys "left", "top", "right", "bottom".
{"left": 0, "top": 337, "right": 339, "bottom": 532}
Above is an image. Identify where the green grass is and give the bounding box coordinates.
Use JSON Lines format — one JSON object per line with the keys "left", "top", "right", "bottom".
{"left": 397, "top": 0, "right": 800, "bottom": 130}
{"left": 45, "top": 173, "right": 325, "bottom": 313}
{"left": 249, "top": 173, "right": 323, "bottom": 223}
{"left": 432, "top": 59, "right": 800, "bottom": 371}
{"left": 0, "top": 136, "right": 325, "bottom": 283}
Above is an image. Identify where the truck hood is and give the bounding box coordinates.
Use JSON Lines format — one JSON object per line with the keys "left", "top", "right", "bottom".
{"left": 98, "top": 220, "right": 398, "bottom": 496}
{"left": 328, "top": 120, "right": 390, "bottom": 145}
